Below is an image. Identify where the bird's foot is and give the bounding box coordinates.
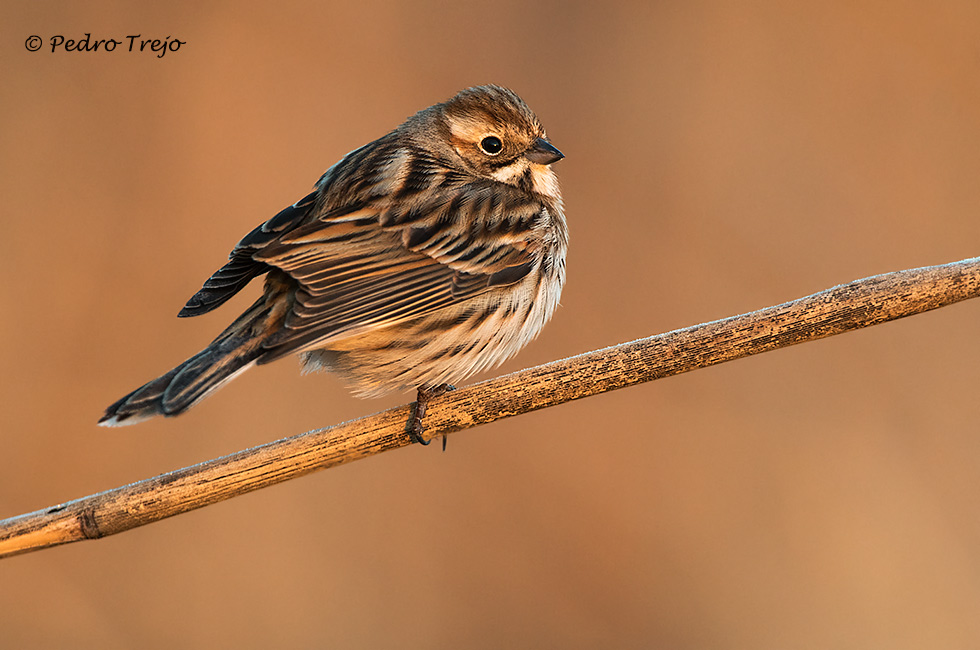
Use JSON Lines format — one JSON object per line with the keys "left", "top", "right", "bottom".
{"left": 410, "top": 384, "right": 456, "bottom": 448}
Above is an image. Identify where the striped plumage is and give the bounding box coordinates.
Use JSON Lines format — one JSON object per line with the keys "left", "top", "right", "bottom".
{"left": 100, "top": 85, "right": 566, "bottom": 430}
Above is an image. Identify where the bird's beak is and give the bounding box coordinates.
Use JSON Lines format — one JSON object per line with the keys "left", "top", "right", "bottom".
{"left": 526, "top": 138, "right": 564, "bottom": 165}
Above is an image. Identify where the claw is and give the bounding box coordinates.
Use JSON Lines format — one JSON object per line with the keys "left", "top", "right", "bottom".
{"left": 410, "top": 384, "right": 456, "bottom": 447}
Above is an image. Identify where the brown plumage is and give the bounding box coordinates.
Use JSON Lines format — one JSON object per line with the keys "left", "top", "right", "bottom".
{"left": 100, "top": 85, "right": 567, "bottom": 434}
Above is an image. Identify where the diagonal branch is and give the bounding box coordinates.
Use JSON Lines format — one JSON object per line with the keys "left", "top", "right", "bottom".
{"left": 2, "top": 257, "right": 979, "bottom": 559}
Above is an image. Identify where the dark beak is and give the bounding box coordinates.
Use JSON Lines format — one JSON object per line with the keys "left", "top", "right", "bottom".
{"left": 526, "top": 138, "right": 564, "bottom": 165}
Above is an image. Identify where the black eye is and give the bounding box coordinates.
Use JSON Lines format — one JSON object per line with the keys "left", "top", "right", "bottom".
{"left": 479, "top": 136, "right": 503, "bottom": 155}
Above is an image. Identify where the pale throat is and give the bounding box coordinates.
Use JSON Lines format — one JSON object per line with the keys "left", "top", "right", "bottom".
{"left": 529, "top": 163, "right": 560, "bottom": 199}
{"left": 490, "top": 160, "right": 560, "bottom": 199}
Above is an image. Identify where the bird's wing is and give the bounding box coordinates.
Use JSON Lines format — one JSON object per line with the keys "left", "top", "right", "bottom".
{"left": 253, "top": 178, "right": 548, "bottom": 361}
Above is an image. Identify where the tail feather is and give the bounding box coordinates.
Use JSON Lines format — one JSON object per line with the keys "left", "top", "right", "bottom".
{"left": 99, "top": 300, "right": 270, "bottom": 426}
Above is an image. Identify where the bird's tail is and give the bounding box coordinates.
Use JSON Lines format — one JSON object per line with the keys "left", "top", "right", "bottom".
{"left": 99, "top": 299, "right": 271, "bottom": 426}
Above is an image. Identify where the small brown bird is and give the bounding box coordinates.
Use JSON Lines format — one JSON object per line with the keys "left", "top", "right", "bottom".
{"left": 100, "top": 85, "right": 567, "bottom": 443}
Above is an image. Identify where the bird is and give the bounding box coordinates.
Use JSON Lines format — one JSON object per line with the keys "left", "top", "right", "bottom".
{"left": 99, "top": 84, "right": 567, "bottom": 444}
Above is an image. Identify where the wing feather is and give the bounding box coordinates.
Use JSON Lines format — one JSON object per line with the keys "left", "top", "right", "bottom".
{"left": 254, "top": 178, "right": 547, "bottom": 361}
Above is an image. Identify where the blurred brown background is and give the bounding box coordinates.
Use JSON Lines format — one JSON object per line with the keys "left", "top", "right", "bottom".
{"left": 3, "top": 1, "right": 980, "bottom": 647}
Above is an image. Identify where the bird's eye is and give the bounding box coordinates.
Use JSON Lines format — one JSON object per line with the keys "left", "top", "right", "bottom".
{"left": 479, "top": 136, "right": 503, "bottom": 155}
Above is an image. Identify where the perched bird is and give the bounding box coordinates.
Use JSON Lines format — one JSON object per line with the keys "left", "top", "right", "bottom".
{"left": 99, "top": 85, "right": 567, "bottom": 443}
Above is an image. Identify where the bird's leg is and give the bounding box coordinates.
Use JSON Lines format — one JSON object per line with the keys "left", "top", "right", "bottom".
{"left": 410, "top": 384, "right": 456, "bottom": 447}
